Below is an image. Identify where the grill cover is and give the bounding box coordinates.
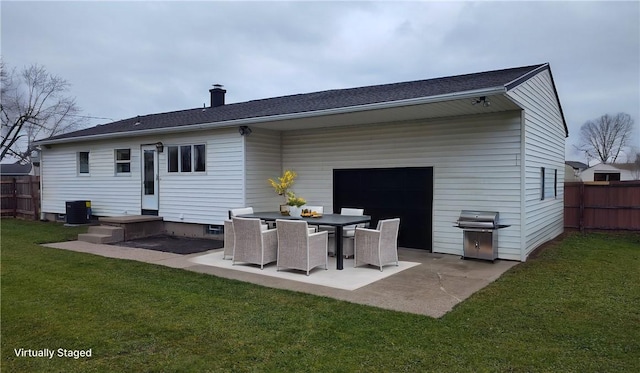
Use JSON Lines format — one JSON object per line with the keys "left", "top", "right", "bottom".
{"left": 456, "top": 210, "right": 499, "bottom": 229}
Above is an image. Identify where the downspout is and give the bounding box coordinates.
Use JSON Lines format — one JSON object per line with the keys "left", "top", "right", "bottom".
{"left": 241, "top": 132, "right": 247, "bottom": 208}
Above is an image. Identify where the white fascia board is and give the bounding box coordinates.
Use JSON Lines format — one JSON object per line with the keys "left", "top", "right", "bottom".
{"left": 36, "top": 86, "right": 507, "bottom": 146}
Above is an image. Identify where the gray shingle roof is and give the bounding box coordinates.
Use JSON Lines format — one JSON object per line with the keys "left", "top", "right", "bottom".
{"left": 43, "top": 63, "right": 554, "bottom": 142}
{"left": 0, "top": 162, "right": 32, "bottom": 176}
{"left": 565, "top": 161, "right": 589, "bottom": 170}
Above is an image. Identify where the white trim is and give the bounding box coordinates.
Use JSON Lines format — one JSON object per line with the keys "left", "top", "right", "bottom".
{"left": 519, "top": 110, "right": 527, "bottom": 262}
{"left": 504, "top": 63, "right": 549, "bottom": 89}
{"left": 77, "top": 151, "right": 90, "bottom": 176}
{"left": 114, "top": 148, "right": 132, "bottom": 175}
{"left": 141, "top": 145, "right": 159, "bottom": 211}
{"left": 240, "top": 135, "right": 247, "bottom": 207}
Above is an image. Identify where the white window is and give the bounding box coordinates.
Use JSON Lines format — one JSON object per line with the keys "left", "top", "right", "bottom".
{"left": 180, "top": 145, "right": 192, "bottom": 173}
{"left": 167, "top": 144, "right": 206, "bottom": 173}
{"left": 115, "top": 149, "right": 131, "bottom": 174}
{"left": 194, "top": 144, "right": 206, "bottom": 172}
{"left": 541, "top": 167, "right": 557, "bottom": 200}
{"left": 78, "top": 151, "right": 90, "bottom": 174}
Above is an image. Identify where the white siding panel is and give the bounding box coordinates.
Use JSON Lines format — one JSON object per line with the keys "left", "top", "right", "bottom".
{"left": 508, "top": 70, "right": 566, "bottom": 258}
{"left": 41, "top": 129, "right": 244, "bottom": 225}
{"left": 158, "top": 129, "right": 244, "bottom": 225}
{"left": 244, "top": 128, "right": 283, "bottom": 212}
{"left": 282, "top": 112, "right": 523, "bottom": 259}
{"left": 41, "top": 140, "right": 142, "bottom": 217}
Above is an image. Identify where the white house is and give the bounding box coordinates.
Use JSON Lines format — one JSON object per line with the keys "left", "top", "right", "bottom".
{"left": 580, "top": 163, "right": 639, "bottom": 182}
{"left": 564, "top": 161, "right": 588, "bottom": 182}
{"left": 36, "top": 63, "right": 568, "bottom": 261}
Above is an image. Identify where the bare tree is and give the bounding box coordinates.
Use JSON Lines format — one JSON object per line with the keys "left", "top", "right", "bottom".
{"left": 1, "top": 62, "right": 87, "bottom": 162}
{"left": 575, "top": 113, "right": 634, "bottom": 164}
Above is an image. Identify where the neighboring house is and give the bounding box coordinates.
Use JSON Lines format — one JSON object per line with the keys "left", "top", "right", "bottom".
{"left": 580, "top": 163, "right": 639, "bottom": 182}
{"left": 564, "top": 161, "right": 588, "bottom": 181}
{"left": 0, "top": 162, "right": 33, "bottom": 177}
{"left": 35, "top": 63, "right": 568, "bottom": 261}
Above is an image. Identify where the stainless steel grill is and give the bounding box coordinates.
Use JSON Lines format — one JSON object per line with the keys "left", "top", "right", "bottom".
{"left": 454, "top": 210, "right": 509, "bottom": 262}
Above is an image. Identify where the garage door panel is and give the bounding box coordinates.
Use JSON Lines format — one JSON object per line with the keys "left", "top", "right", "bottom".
{"left": 333, "top": 167, "right": 433, "bottom": 250}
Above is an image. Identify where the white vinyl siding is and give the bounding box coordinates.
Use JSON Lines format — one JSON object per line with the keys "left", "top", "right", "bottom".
{"left": 41, "top": 128, "right": 244, "bottom": 225}
{"left": 281, "top": 111, "right": 524, "bottom": 260}
{"left": 158, "top": 129, "right": 243, "bottom": 225}
{"left": 244, "top": 128, "right": 283, "bottom": 212}
{"left": 508, "top": 69, "right": 565, "bottom": 258}
{"left": 42, "top": 141, "right": 141, "bottom": 217}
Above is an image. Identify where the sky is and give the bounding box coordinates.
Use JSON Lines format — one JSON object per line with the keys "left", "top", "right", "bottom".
{"left": 2, "top": 0, "right": 639, "bottom": 163}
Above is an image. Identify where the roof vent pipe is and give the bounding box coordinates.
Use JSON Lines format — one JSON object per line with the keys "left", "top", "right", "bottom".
{"left": 210, "top": 84, "right": 226, "bottom": 108}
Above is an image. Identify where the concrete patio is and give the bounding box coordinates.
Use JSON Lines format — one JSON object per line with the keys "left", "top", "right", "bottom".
{"left": 43, "top": 240, "right": 518, "bottom": 318}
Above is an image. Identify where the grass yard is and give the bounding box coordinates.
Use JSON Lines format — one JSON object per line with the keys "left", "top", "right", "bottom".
{"left": 1, "top": 219, "right": 639, "bottom": 372}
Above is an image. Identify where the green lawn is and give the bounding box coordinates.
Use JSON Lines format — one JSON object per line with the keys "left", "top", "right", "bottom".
{"left": 1, "top": 219, "right": 639, "bottom": 372}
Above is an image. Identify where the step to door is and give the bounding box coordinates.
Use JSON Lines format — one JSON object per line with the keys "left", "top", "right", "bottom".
{"left": 78, "top": 233, "right": 115, "bottom": 244}
{"left": 99, "top": 216, "right": 164, "bottom": 240}
{"left": 78, "top": 225, "right": 124, "bottom": 244}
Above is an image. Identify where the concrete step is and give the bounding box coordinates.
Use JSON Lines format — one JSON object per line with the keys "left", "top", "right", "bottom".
{"left": 88, "top": 225, "right": 124, "bottom": 241}
{"left": 78, "top": 233, "right": 116, "bottom": 244}
{"left": 98, "top": 216, "right": 164, "bottom": 241}
{"left": 78, "top": 225, "right": 125, "bottom": 244}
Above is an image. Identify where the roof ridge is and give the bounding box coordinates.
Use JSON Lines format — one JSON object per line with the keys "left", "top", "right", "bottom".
{"left": 38, "top": 63, "right": 558, "bottom": 144}
{"left": 240, "top": 63, "right": 548, "bottom": 103}
{"left": 109, "top": 64, "right": 550, "bottom": 123}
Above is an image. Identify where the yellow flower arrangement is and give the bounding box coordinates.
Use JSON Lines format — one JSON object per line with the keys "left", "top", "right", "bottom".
{"left": 286, "top": 191, "right": 306, "bottom": 207}
{"left": 268, "top": 170, "right": 297, "bottom": 196}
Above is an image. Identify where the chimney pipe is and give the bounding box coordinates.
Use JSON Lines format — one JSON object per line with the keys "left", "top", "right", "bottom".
{"left": 209, "top": 84, "right": 226, "bottom": 108}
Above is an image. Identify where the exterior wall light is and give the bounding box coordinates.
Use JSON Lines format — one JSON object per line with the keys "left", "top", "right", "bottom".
{"left": 471, "top": 96, "right": 491, "bottom": 107}
{"left": 155, "top": 142, "right": 164, "bottom": 153}
{"left": 239, "top": 126, "right": 252, "bottom": 136}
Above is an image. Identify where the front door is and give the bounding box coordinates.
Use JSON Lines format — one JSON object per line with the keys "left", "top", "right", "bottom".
{"left": 141, "top": 145, "right": 159, "bottom": 214}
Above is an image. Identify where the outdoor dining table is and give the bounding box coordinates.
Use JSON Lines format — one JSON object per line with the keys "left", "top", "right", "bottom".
{"left": 237, "top": 212, "right": 371, "bottom": 270}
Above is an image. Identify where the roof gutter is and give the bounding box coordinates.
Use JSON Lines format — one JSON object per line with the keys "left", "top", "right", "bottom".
{"left": 36, "top": 86, "right": 507, "bottom": 146}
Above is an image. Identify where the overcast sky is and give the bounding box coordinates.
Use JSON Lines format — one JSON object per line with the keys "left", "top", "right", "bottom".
{"left": 2, "top": 0, "right": 639, "bottom": 162}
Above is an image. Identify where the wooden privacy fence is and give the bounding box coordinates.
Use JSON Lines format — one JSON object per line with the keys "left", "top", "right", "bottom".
{"left": 565, "top": 181, "right": 640, "bottom": 231}
{"left": 1, "top": 176, "right": 40, "bottom": 220}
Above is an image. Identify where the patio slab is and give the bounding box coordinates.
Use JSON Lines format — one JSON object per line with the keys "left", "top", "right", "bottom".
{"left": 42, "top": 240, "right": 518, "bottom": 318}
{"left": 189, "top": 251, "right": 421, "bottom": 290}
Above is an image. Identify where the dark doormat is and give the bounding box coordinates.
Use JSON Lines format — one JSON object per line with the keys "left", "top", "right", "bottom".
{"left": 112, "top": 235, "right": 224, "bottom": 255}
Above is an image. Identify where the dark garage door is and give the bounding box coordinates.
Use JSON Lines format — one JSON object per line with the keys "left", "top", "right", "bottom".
{"left": 333, "top": 167, "right": 433, "bottom": 250}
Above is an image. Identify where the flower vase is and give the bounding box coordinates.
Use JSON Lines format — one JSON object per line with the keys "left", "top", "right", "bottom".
{"left": 280, "top": 204, "right": 290, "bottom": 216}
{"left": 288, "top": 206, "right": 303, "bottom": 218}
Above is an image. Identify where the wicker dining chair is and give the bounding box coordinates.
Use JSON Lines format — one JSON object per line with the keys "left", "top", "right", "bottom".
{"left": 232, "top": 217, "right": 278, "bottom": 269}
{"left": 276, "top": 219, "right": 328, "bottom": 276}
{"left": 354, "top": 218, "right": 400, "bottom": 271}
{"left": 340, "top": 207, "right": 366, "bottom": 257}
{"left": 223, "top": 220, "right": 234, "bottom": 260}
{"left": 304, "top": 205, "right": 324, "bottom": 232}
{"left": 229, "top": 207, "right": 269, "bottom": 230}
